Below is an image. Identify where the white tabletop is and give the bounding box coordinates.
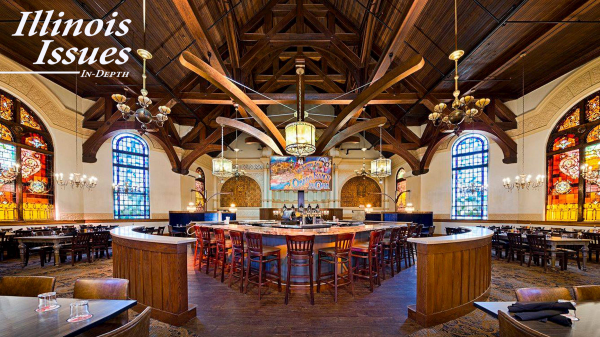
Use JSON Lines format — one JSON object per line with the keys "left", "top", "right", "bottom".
{"left": 110, "top": 226, "right": 196, "bottom": 245}
{"left": 408, "top": 227, "right": 493, "bottom": 245}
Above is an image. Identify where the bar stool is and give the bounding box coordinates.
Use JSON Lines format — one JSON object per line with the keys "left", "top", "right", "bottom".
{"left": 350, "top": 229, "right": 384, "bottom": 292}
{"left": 382, "top": 227, "right": 401, "bottom": 277}
{"left": 406, "top": 224, "right": 417, "bottom": 266}
{"left": 285, "top": 235, "right": 315, "bottom": 305}
{"left": 196, "top": 226, "right": 215, "bottom": 274}
{"left": 396, "top": 226, "right": 409, "bottom": 270}
{"left": 316, "top": 233, "right": 355, "bottom": 302}
{"left": 244, "top": 232, "right": 282, "bottom": 300}
{"left": 213, "top": 228, "right": 231, "bottom": 282}
{"left": 228, "top": 230, "right": 245, "bottom": 292}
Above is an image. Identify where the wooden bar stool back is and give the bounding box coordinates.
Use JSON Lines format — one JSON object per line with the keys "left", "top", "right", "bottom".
{"left": 350, "top": 229, "right": 384, "bottom": 292}
{"left": 317, "top": 233, "right": 355, "bottom": 302}
{"left": 244, "top": 232, "right": 282, "bottom": 300}
{"left": 406, "top": 224, "right": 417, "bottom": 266}
{"left": 196, "top": 226, "right": 215, "bottom": 274}
{"left": 213, "top": 228, "right": 231, "bottom": 282}
{"left": 382, "top": 227, "right": 400, "bottom": 278}
{"left": 228, "top": 230, "right": 245, "bottom": 292}
{"left": 397, "top": 226, "right": 409, "bottom": 270}
{"left": 285, "top": 235, "right": 316, "bottom": 305}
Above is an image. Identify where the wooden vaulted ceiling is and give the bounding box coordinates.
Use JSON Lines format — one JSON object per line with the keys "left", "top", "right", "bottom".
{"left": 0, "top": 0, "right": 598, "bottom": 175}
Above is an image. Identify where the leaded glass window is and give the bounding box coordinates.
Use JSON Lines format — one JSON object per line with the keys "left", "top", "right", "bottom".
{"left": 451, "top": 134, "right": 488, "bottom": 220}
{"left": 112, "top": 134, "right": 150, "bottom": 219}
{"left": 0, "top": 89, "right": 54, "bottom": 221}
{"left": 396, "top": 168, "right": 406, "bottom": 211}
{"left": 546, "top": 89, "right": 600, "bottom": 222}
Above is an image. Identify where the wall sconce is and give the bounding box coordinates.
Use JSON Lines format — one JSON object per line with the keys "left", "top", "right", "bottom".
{"left": 187, "top": 202, "right": 196, "bottom": 212}
{"left": 365, "top": 204, "right": 373, "bottom": 213}
{"left": 228, "top": 203, "right": 237, "bottom": 213}
{"left": 406, "top": 202, "right": 415, "bottom": 213}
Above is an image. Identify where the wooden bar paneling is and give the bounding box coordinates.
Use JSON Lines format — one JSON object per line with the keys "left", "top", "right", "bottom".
{"left": 111, "top": 232, "right": 196, "bottom": 326}
{"left": 408, "top": 229, "right": 492, "bottom": 327}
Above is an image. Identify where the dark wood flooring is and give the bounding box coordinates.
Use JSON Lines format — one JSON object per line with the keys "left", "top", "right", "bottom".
{"left": 183, "top": 250, "right": 423, "bottom": 336}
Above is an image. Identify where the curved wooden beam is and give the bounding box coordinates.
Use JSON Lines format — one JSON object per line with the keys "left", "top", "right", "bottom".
{"left": 314, "top": 55, "right": 424, "bottom": 154}
{"left": 367, "top": 128, "right": 421, "bottom": 174}
{"left": 179, "top": 51, "right": 286, "bottom": 152}
{"left": 180, "top": 127, "right": 235, "bottom": 174}
{"left": 216, "top": 117, "right": 283, "bottom": 155}
{"left": 320, "top": 117, "right": 387, "bottom": 154}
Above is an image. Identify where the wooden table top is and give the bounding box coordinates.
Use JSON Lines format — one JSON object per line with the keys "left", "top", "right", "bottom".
{"left": 475, "top": 301, "right": 600, "bottom": 336}
{"left": 0, "top": 296, "right": 136, "bottom": 337}
{"left": 498, "top": 234, "right": 591, "bottom": 244}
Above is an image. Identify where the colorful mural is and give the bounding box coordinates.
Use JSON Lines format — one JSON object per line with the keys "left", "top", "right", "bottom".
{"left": 270, "top": 156, "right": 332, "bottom": 191}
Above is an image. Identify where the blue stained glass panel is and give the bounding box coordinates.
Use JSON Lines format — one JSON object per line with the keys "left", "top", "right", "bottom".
{"left": 451, "top": 134, "right": 489, "bottom": 220}
{"left": 112, "top": 134, "right": 150, "bottom": 219}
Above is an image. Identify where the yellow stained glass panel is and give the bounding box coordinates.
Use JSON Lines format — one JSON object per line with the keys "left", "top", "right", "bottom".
{"left": 558, "top": 108, "right": 579, "bottom": 131}
{"left": 20, "top": 107, "right": 41, "bottom": 130}
{"left": 0, "top": 95, "right": 13, "bottom": 121}
{"left": 587, "top": 96, "right": 600, "bottom": 122}
{"left": 0, "top": 124, "right": 12, "bottom": 141}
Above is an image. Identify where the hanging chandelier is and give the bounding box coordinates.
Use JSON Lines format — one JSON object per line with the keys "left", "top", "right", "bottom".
{"left": 112, "top": 181, "right": 142, "bottom": 194}
{"left": 370, "top": 127, "right": 391, "bottom": 182}
{"left": 111, "top": 0, "right": 170, "bottom": 133}
{"left": 503, "top": 53, "right": 544, "bottom": 191}
{"left": 428, "top": 0, "right": 490, "bottom": 128}
{"left": 285, "top": 66, "right": 316, "bottom": 157}
{"left": 212, "top": 125, "right": 233, "bottom": 179}
{"left": 55, "top": 58, "right": 97, "bottom": 191}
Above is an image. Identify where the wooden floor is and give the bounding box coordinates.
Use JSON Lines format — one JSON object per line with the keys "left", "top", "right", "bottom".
{"left": 183, "top": 250, "right": 423, "bottom": 336}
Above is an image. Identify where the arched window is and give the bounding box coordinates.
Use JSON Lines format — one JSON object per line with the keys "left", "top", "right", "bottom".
{"left": 0, "top": 89, "right": 54, "bottom": 221}
{"left": 112, "top": 134, "right": 150, "bottom": 219}
{"left": 396, "top": 168, "right": 406, "bottom": 211}
{"left": 451, "top": 134, "right": 489, "bottom": 219}
{"left": 546, "top": 90, "right": 600, "bottom": 221}
{"left": 195, "top": 167, "right": 206, "bottom": 211}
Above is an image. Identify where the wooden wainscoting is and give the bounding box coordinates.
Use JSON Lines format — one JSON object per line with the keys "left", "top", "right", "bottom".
{"left": 407, "top": 232, "right": 492, "bottom": 327}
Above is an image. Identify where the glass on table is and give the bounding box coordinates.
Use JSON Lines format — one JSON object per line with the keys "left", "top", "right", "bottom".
{"left": 36, "top": 292, "right": 60, "bottom": 312}
{"left": 67, "top": 300, "right": 93, "bottom": 322}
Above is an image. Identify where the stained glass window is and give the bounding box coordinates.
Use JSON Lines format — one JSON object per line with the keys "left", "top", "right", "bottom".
{"left": 194, "top": 167, "right": 206, "bottom": 212}
{"left": 396, "top": 167, "right": 406, "bottom": 211}
{"left": 557, "top": 108, "right": 580, "bottom": 131}
{"left": 20, "top": 107, "right": 41, "bottom": 130}
{"left": 546, "top": 150, "right": 579, "bottom": 221}
{"left": 587, "top": 125, "right": 600, "bottom": 143}
{"left": 0, "top": 95, "right": 13, "bottom": 121}
{"left": 113, "top": 134, "right": 150, "bottom": 219}
{"left": 22, "top": 133, "right": 48, "bottom": 150}
{"left": 0, "top": 124, "right": 12, "bottom": 141}
{"left": 22, "top": 149, "right": 52, "bottom": 220}
{"left": 552, "top": 134, "right": 578, "bottom": 151}
{"left": 451, "top": 134, "right": 488, "bottom": 220}
{"left": 586, "top": 96, "right": 600, "bottom": 122}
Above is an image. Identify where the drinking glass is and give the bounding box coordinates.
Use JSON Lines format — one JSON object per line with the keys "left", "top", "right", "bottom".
{"left": 67, "top": 300, "right": 92, "bottom": 322}
{"left": 36, "top": 292, "right": 60, "bottom": 312}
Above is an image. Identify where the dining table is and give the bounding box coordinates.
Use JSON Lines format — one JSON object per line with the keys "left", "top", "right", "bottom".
{"left": 499, "top": 233, "right": 591, "bottom": 271}
{"left": 15, "top": 235, "right": 72, "bottom": 267}
{"left": 0, "top": 295, "right": 136, "bottom": 337}
{"left": 475, "top": 300, "right": 600, "bottom": 336}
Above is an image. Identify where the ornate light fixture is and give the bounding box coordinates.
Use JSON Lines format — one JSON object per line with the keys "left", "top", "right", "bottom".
{"left": 428, "top": 0, "right": 490, "bottom": 128}
{"left": 231, "top": 106, "right": 246, "bottom": 179}
{"left": 55, "top": 60, "right": 97, "bottom": 191}
{"left": 285, "top": 66, "right": 316, "bottom": 157}
{"left": 212, "top": 125, "right": 233, "bottom": 178}
{"left": 502, "top": 53, "right": 545, "bottom": 191}
{"left": 370, "top": 127, "right": 391, "bottom": 182}
{"left": 112, "top": 181, "right": 141, "bottom": 193}
{"left": 355, "top": 133, "right": 370, "bottom": 178}
{"left": 228, "top": 203, "right": 238, "bottom": 213}
{"left": 405, "top": 202, "right": 415, "bottom": 213}
{"left": 111, "top": 0, "right": 170, "bottom": 133}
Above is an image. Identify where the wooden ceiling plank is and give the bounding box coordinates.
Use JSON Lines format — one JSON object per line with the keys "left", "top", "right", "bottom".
{"left": 369, "top": 0, "right": 429, "bottom": 83}
{"left": 314, "top": 55, "right": 424, "bottom": 154}
{"left": 360, "top": 0, "right": 382, "bottom": 68}
{"left": 218, "top": 0, "right": 241, "bottom": 71}
{"left": 83, "top": 97, "right": 107, "bottom": 123}
{"left": 259, "top": 57, "right": 296, "bottom": 92}
{"left": 305, "top": 58, "right": 344, "bottom": 93}
{"left": 240, "top": 0, "right": 282, "bottom": 34}
{"left": 494, "top": 100, "right": 517, "bottom": 123}
{"left": 180, "top": 92, "right": 431, "bottom": 105}
{"left": 173, "top": 0, "right": 230, "bottom": 77}
{"left": 180, "top": 51, "right": 286, "bottom": 151}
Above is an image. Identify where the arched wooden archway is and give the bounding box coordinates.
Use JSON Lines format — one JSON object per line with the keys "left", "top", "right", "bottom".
{"left": 340, "top": 176, "right": 381, "bottom": 207}
{"left": 220, "top": 176, "right": 262, "bottom": 207}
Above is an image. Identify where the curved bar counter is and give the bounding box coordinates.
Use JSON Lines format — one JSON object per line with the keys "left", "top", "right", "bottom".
{"left": 110, "top": 226, "right": 197, "bottom": 326}
{"left": 196, "top": 222, "right": 409, "bottom": 282}
{"left": 407, "top": 227, "right": 493, "bottom": 327}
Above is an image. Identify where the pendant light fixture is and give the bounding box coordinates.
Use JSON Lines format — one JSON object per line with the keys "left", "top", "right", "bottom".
{"left": 285, "top": 66, "right": 316, "bottom": 157}
{"left": 370, "top": 127, "right": 391, "bottom": 183}
{"left": 428, "top": 0, "right": 490, "bottom": 128}
{"left": 355, "top": 131, "right": 369, "bottom": 178}
{"left": 55, "top": 57, "right": 97, "bottom": 190}
{"left": 502, "top": 53, "right": 544, "bottom": 191}
{"left": 231, "top": 104, "right": 245, "bottom": 179}
{"left": 110, "top": 0, "right": 170, "bottom": 133}
{"left": 212, "top": 125, "right": 233, "bottom": 179}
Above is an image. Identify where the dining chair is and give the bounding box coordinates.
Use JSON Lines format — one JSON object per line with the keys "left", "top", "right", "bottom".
{"left": 498, "top": 310, "right": 549, "bottom": 337}
{"left": 228, "top": 230, "right": 245, "bottom": 292}
{"left": 244, "top": 232, "right": 282, "bottom": 301}
{"left": 506, "top": 233, "right": 528, "bottom": 265}
{"left": 213, "top": 228, "right": 231, "bottom": 283}
{"left": 90, "top": 231, "right": 111, "bottom": 259}
{"left": 0, "top": 276, "right": 55, "bottom": 297}
{"left": 74, "top": 278, "right": 130, "bottom": 336}
{"left": 514, "top": 287, "right": 572, "bottom": 302}
{"left": 573, "top": 285, "right": 600, "bottom": 301}
{"left": 350, "top": 229, "right": 384, "bottom": 293}
{"left": 60, "top": 232, "right": 93, "bottom": 266}
{"left": 582, "top": 232, "right": 600, "bottom": 262}
{"left": 97, "top": 306, "right": 150, "bottom": 337}
{"left": 316, "top": 232, "right": 355, "bottom": 302}
{"left": 526, "top": 234, "right": 566, "bottom": 271}
{"left": 285, "top": 234, "right": 316, "bottom": 305}
{"left": 381, "top": 227, "right": 400, "bottom": 277}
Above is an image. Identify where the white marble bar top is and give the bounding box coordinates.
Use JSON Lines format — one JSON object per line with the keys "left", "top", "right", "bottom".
{"left": 198, "top": 222, "right": 410, "bottom": 236}
{"left": 110, "top": 226, "right": 196, "bottom": 245}
{"left": 408, "top": 227, "right": 493, "bottom": 245}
